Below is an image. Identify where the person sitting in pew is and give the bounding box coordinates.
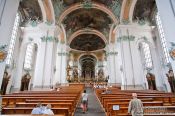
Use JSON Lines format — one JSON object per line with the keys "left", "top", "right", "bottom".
{"left": 101, "top": 87, "right": 111, "bottom": 94}
{"left": 31, "top": 103, "right": 43, "bottom": 114}
{"left": 42, "top": 104, "right": 54, "bottom": 115}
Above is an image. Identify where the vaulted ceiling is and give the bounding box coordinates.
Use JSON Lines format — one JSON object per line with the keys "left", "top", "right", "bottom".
{"left": 58, "top": 0, "right": 121, "bottom": 7}
{"left": 70, "top": 34, "right": 105, "bottom": 51}
{"left": 18, "top": 0, "right": 157, "bottom": 53}
{"left": 63, "top": 8, "right": 112, "bottom": 35}
{"left": 133, "top": 0, "right": 156, "bottom": 22}
{"left": 54, "top": 0, "right": 123, "bottom": 51}
{"left": 19, "top": 0, "right": 42, "bottom": 25}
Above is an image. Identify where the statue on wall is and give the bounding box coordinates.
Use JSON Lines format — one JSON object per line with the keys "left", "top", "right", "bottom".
{"left": 20, "top": 73, "right": 31, "bottom": 91}
{"left": 1, "top": 71, "right": 10, "bottom": 95}
{"left": 98, "top": 69, "right": 104, "bottom": 78}
{"left": 146, "top": 73, "right": 157, "bottom": 90}
{"left": 73, "top": 68, "right": 78, "bottom": 82}
{"left": 66, "top": 65, "right": 71, "bottom": 82}
{"left": 166, "top": 69, "right": 175, "bottom": 93}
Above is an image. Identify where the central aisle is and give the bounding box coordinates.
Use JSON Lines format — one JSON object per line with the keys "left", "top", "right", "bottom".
{"left": 74, "top": 87, "right": 106, "bottom": 116}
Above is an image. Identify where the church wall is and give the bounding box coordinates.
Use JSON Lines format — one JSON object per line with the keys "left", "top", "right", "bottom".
{"left": 6, "top": 29, "right": 22, "bottom": 93}
{"left": 156, "top": 0, "right": 175, "bottom": 73}
{"left": 115, "top": 24, "right": 166, "bottom": 90}
{"left": 0, "top": 0, "right": 19, "bottom": 87}
{"left": 12, "top": 24, "right": 58, "bottom": 91}
{"left": 153, "top": 28, "right": 171, "bottom": 92}
{"left": 13, "top": 27, "right": 42, "bottom": 90}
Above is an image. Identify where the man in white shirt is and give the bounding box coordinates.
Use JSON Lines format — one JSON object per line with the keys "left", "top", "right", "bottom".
{"left": 128, "top": 93, "right": 143, "bottom": 116}
{"left": 31, "top": 103, "right": 43, "bottom": 114}
{"left": 42, "top": 104, "right": 54, "bottom": 115}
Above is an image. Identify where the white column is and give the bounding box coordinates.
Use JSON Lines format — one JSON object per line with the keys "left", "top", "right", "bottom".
{"left": 13, "top": 39, "right": 27, "bottom": 89}
{"left": 60, "top": 44, "right": 67, "bottom": 83}
{"left": 114, "top": 41, "right": 122, "bottom": 84}
{"left": 107, "top": 43, "right": 116, "bottom": 84}
{"left": 54, "top": 43, "right": 61, "bottom": 85}
{"left": 33, "top": 38, "right": 45, "bottom": 88}
{"left": 26, "top": 26, "right": 56, "bottom": 89}
{"left": 120, "top": 30, "right": 134, "bottom": 87}
{"left": 54, "top": 44, "right": 67, "bottom": 84}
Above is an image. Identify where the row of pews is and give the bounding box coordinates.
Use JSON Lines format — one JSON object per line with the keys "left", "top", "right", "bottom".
{"left": 95, "top": 87, "right": 175, "bottom": 116}
{"left": 1, "top": 84, "right": 85, "bottom": 116}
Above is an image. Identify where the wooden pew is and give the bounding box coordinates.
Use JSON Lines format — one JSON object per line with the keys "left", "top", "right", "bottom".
{"left": 2, "top": 107, "right": 69, "bottom": 116}
{"left": 16, "top": 102, "right": 73, "bottom": 113}
{"left": 1, "top": 115, "right": 65, "bottom": 116}
{"left": 2, "top": 96, "right": 77, "bottom": 106}
{"left": 94, "top": 87, "right": 175, "bottom": 116}
{"left": 106, "top": 101, "right": 163, "bottom": 115}
{"left": 2, "top": 85, "right": 84, "bottom": 116}
{"left": 110, "top": 106, "right": 175, "bottom": 116}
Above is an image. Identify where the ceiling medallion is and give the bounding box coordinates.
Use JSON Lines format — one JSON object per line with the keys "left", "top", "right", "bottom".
{"left": 82, "top": 0, "right": 93, "bottom": 9}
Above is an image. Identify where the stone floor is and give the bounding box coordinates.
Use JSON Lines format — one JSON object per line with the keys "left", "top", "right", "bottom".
{"left": 74, "top": 87, "right": 106, "bottom": 116}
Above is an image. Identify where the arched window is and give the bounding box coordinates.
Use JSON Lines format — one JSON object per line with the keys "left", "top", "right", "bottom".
{"left": 6, "top": 13, "right": 20, "bottom": 66}
{"left": 24, "top": 43, "right": 35, "bottom": 71}
{"left": 140, "top": 42, "right": 153, "bottom": 69}
{"left": 155, "top": 13, "right": 170, "bottom": 64}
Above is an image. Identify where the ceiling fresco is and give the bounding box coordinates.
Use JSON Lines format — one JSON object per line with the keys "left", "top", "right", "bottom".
{"left": 19, "top": 0, "right": 42, "bottom": 24}
{"left": 52, "top": 0, "right": 123, "bottom": 44}
{"left": 70, "top": 34, "right": 105, "bottom": 51}
{"left": 52, "top": 0, "right": 122, "bottom": 9}
{"left": 63, "top": 8, "right": 112, "bottom": 34}
{"left": 62, "top": 0, "right": 119, "bottom": 7}
{"left": 133, "top": 0, "right": 156, "bottom": 22}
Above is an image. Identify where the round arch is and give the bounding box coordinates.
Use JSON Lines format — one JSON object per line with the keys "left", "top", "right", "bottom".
{"left": 78, "top": 53, "right": 98, "bottom": 62}
{"left": 58, "top": 2, "right": 118, "bottom": 24}
{"left": 135, "top": 37, "right": 155, "bottom": 49}
{"left": 68, "top": 29, "right": 107, "bottom": 45}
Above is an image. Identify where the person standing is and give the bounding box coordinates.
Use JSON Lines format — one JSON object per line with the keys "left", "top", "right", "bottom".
{"left": 81, "top": 90, "right": 88, "bottom": 113}
{"left": 128, "top": 93, "right": 143, "bottom": 116}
